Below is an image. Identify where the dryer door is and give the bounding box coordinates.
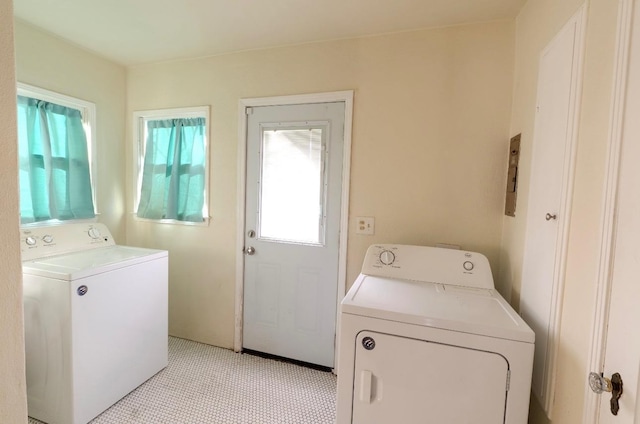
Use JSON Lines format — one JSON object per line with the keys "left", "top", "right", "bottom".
{"left": 352, "top": 331, "right": 509, "bottom": 424}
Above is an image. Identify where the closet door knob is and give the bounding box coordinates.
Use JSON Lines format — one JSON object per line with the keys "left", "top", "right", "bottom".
{"left": 545, "top": 213, "right": 557, "bottom": 221}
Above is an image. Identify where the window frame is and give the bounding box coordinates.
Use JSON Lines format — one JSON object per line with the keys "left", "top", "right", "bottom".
{"left": 132, "top": 106, "right": 210, "bottom": 226}
{"left": 17, "top": 82, "right": 98, "bottom": 226}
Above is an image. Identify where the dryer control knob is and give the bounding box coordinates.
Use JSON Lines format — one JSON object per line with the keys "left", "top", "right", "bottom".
{"left": 25, "top": 236, "right": 37, "bottom": 246}
{"left": 463, "top": 261, "right": 474, "bottom": 271}
{"left": 43, "top": 235, "right": 53, "bottom": 244}
{"left": 379, "top": 250, "right": 396, "bottom": 265}
{"left": 88, "top": 227, "right": 102, "bottom": 239}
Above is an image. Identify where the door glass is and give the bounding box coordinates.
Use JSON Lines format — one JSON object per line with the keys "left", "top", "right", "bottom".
{"left": 258, "top": 126, "right": 326, "bottom": 245}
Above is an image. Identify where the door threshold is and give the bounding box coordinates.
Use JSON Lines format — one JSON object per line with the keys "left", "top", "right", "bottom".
{"left": 241, "top": 348, "right": 332, "bottom": 373}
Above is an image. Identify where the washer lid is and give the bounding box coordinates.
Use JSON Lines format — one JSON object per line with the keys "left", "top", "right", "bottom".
{"left": 341, "top": 274, "right": 534, "bottom": 343}
{"left": 22, "top": 245, "right": 167, "bottom": 281}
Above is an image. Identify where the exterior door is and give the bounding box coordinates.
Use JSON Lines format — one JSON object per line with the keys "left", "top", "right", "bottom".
{"left": 519, "top": 7, "right": 584, "bottom": 415}
{"left": 596, "top": 0, "right": 640, "bottom": 420}
{"left": 242, "top": 102, "right": 344, "bottom": 368}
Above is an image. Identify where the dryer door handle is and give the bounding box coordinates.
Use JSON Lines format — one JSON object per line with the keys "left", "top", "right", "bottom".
{"left": 359, "top": 370, "right": 373, "bottom": 403}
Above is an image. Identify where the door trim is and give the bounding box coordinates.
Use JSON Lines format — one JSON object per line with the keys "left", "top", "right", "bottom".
{"left": 234, "top": 91, "right": 354, "bottom": 354}
{"left": 583, "top": 0, "right": 634, "bottom": 422}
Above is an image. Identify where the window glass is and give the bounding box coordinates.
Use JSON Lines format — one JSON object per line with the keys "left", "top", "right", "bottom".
{"left": 16, "top": 86, "right": 96, "bottom": 224}
{"left": 259, "top": 127, "right": 326, "bottom": 244}
{"left": 134, "top": 107, "right": 209, "bottom": 224}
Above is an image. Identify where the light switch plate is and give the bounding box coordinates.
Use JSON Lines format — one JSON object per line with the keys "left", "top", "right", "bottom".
{"left": 356, "top": 217, "right": 375, "bottom": 235}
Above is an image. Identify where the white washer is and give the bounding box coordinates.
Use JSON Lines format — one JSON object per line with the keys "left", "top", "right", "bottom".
{"left": 21, "top": 223, "right": 168, "bottom": 424}
{"left": 336, "top": 244, "right": 534, "bottom": 424}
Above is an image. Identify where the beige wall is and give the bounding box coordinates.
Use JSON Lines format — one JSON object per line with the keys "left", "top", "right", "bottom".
{"left": 14, "top": 21, "right": 127, "bottom": 240}
{"left": 500, "top": 0, "right": 619, "bottom": 422}
{"left": 127, "top": 21, "right": 516, "bottom": 348}
{"left": 0, "top": 0, "right": 28, "bottom": 422}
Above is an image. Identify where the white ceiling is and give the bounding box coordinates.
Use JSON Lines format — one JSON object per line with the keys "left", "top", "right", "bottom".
{"left": 14, "top": 0, "right": 526, "bottom": 66}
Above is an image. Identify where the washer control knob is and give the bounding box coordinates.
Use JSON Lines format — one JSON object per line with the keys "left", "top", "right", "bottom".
{"left": 43, "top": 235, "right": 53, "bottom": 244}
{"left": 379, "top": 250, "right": 396, "bottom": 265}
{"left": 463, "top": 261, "right": 474, "bottom": 271}
{"left": 88, "top": 227, "right": 101, "bottom": 239}
{"left": 25, "top": 236, "right": 37, "bottom": 246}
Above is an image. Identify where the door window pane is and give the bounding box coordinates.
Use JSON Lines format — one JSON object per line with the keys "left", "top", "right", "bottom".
{"left": 259, "top": 127, "right": 325, "bottom": 244}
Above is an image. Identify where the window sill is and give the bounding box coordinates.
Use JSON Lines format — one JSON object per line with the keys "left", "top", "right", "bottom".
{"left": 132, "top": 214, "right": 210, "bottom": 227}
{"left": 20, "top": 216, "right": 99, "bottom": 228}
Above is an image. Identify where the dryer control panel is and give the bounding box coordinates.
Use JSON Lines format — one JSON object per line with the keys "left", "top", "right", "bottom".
{"left": 361, "top": 244, "right": 494, "bottom": 289}
{"left": 20, "top": 223, "right": 115, "bottom": 261}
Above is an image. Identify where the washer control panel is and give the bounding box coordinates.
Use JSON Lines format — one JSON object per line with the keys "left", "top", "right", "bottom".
{"left": 20, "top": 223, "right": 115, "bottom": 261}
{"left": 361, "top": 244, "right": 494, "bottom": 290}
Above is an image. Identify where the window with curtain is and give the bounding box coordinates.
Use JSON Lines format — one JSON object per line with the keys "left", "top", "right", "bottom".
{"left": 16, "top": 87, "right": 96, "bottom": 225}
{"left": 134, "top": 107, "right": 208, "bottom": 223}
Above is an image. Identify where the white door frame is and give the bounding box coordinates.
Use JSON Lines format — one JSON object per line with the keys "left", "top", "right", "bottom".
{"left": 234, "top": 91, "right": 354, "bottom": 353}
{"left": 583, "top": 0, "right": 634, "bottom": 422}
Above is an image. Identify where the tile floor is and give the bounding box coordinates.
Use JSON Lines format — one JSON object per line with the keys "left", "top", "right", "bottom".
{"left": 28, "top": 337, "right": 337, "bottom": 423}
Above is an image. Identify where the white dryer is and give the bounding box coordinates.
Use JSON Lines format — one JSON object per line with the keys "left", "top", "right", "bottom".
{"left": 336, "top": 244, "right": 534, "bottom": 424}
{"left": 21, "top": 223, "right": 168, "bottom": 424}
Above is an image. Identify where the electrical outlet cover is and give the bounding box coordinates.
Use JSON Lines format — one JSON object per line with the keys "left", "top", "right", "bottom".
{"left": 355, "top": 217, "right": 375, "bottom": 235}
